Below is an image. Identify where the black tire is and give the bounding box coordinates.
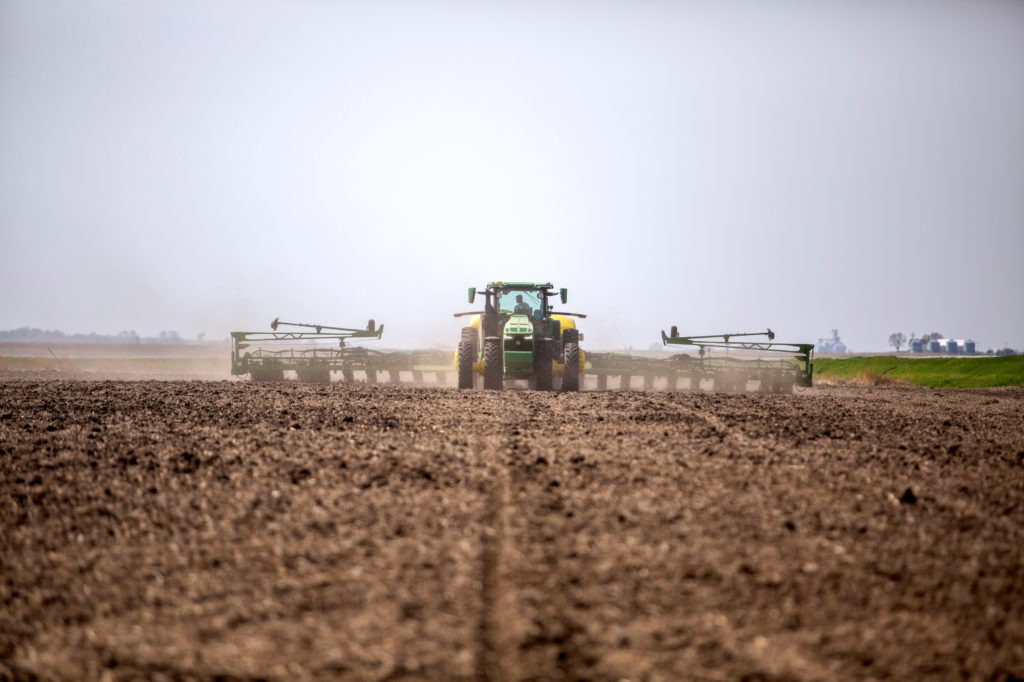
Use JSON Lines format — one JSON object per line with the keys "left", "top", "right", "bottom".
{"left": 560, "top": 329, "right": 580, "bottom": 392}
{"left": 458, "top": 340, "right": 474, "bottom": 389}
{"left": 562, "top": 342, "right": 580, "bottom": 392}
{"left": 534, "top": 338, "right": 553, "bottom": 391}
{"left": 483, "top": 338, "right": 503, "bottom": 391}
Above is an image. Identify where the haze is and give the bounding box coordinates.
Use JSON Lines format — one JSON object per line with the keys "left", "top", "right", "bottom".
{"left": 2, "top": 0, "right": 1022, "bottom": 351}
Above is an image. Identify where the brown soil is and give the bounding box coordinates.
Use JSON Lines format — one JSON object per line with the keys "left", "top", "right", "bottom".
{"left": 2, "top": 380, "right": 1022, "bottom": 681}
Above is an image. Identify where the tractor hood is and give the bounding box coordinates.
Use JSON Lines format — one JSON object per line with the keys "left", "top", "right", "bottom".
{"left": 503, "top": 314, "right": 534, "bottom": 337}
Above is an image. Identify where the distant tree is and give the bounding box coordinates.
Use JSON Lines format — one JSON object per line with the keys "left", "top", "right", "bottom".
{"left": 925, "top": 332, "right": 943, "bottom": 342}
{"left": 889, "top": 332, "right": 907, "bottom": 352}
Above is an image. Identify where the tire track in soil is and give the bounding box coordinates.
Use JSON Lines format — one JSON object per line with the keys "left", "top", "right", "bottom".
{"left": 476, "top": 391, "right": 581, "bottom": 682}
{"left": 474, "top": 461, "right": 518, "bottom": 682}
{"left": 473, "top": 392, "right": 543, "bottom": 682}
{"left": 498, "top": 392, "right": 604, "bottom": 681}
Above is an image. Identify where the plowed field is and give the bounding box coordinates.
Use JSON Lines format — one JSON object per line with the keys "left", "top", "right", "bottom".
{"left": 2, "top": 380, "right": 1023, "bottom": 681}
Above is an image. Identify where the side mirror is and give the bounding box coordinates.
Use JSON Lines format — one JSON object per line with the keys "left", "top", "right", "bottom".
{"left": 468, "top": 287, "right": 476, "bottom": 303}
{"left": 559, "top": 288, "right": 567, "bottom": 304}
{"left": 670, "top": 326, "right": 678, "bottom": 338}
{"left": 367, "top": 319, "right": 375, "bottom": 332}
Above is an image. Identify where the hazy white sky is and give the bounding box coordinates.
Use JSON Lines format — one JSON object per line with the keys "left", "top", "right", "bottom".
{"left": 2, "top": 0, "right": 1022, "bottom": 350}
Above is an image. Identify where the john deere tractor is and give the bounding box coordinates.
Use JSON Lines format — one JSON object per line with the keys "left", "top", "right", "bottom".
{"left": 454, "top": 282, "right": 586, "bottom": 391}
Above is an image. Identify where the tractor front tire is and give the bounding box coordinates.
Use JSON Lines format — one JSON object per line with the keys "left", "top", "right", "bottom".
{"left": 457, "top": 340, "right": 474, "bottom": 389}
{"left": 534, "top": 338, "right": 553, "bottom": 391}
{"left": 562, "top": 330, "right": 580, "bottom": 392}
{"left": 484, "top": 338, "right": 503, "bottom": 391}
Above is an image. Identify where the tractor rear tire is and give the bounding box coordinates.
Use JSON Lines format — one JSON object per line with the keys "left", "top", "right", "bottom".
{"left": 562, "top": 333, "right": 580, "bottom": 392}
{"left": 484, "top": 338, "right": 503, "bottom": 391}
{"left": 458, "top": 340, "right": 474, "bottom": 389}
{"left": 534, "top": 338, "right": 553, "bottom": 391}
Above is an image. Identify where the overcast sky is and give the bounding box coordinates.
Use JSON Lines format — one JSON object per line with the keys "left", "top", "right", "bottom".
{"left": 1, "top": 0, "right": 1022, "bottom": 351}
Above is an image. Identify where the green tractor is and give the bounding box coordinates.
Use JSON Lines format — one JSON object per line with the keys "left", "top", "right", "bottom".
{"left": 454, "top": 282, "right": 587, "bottom": 391}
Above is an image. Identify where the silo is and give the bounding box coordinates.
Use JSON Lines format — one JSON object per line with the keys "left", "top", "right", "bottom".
{"left": 910, "top": 339, "right": 924, "bottom": 353}
{"left": 963, "top": 339, "right": 976, "bottom": 355}
{"left": 946, "top": 339, "right": 958, "bottom": 354}
{"left": 929, "top": 340, "right": 941, "bottom": 353}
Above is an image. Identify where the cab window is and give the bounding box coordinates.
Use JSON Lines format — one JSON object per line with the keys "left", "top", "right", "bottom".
{"left": 497, "top": 290, "right": 542, "bottom": 315}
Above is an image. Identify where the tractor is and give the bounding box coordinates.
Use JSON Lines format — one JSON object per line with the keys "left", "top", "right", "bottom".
{"left": 454, "top": 282, "right": 586, "bottom": 391}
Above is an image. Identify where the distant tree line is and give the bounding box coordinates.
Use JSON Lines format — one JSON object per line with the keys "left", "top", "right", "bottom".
{"left": 0, "top": 327, "right": 218, "bottom": 344}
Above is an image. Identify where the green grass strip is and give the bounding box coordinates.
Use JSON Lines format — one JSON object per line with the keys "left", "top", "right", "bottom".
{"left": 815, "top": 355, "right": 1024, "bottom": 388}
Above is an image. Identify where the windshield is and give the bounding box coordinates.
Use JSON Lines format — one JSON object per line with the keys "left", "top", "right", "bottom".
{"left": 497, "top": 289, "right": 543, "bottom": 317}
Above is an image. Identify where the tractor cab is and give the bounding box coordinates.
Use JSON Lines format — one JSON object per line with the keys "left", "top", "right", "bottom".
{"left": 474, "top": 281, "right": 560, "bottom": 322}
{"left": 499, "top": 289, "right": 542, "bottom": 320}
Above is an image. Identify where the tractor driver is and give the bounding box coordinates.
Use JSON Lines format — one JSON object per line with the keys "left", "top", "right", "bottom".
{"left": 513, "top": 294, "right": 533, "bottom": 316}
